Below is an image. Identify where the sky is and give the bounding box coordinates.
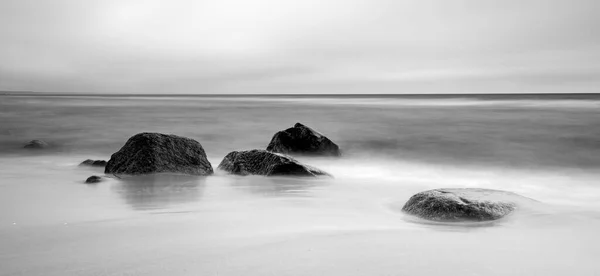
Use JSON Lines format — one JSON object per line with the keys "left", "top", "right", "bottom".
{"left": 0, "top": 0, "right": 599, "bottom": 94}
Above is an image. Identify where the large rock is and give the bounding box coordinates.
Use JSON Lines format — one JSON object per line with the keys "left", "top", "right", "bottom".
{"left": 266, "top": 123, "right": 341, "bottom": 156}
{"left": 105, "top": 133, "right": 213, "bottom": 175}
{"left": 80, "top": 159, "right": 108, "bottom": 167}
{"left": 402, "top": 188, "right": 529, "bottom": 222}
{"left": 24, "top": 139, "right": 48, "bottom": 149}
{"left": 218, "top": 149, "right": 330, "bottom": 177}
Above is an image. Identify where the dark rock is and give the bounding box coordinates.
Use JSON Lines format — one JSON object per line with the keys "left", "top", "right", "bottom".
{"left": 218, "top": 149, "right": 330, "bottom": 177}
{"left": 24, "top": 139, "right": 48, "bottom": 149}
{"left": 266, "top": 123, "right": 341, "bottom": 156}
{"left": 80, "top": 159, "right": 108, "bottom": 167}
{"left": 85, "top": 175, "right": 103, "bottom": 183}
{"left": 402, "top": 188, "right": 529, "bottom": 222}
{"left": 104, "top": 133, "right": 213, "bottom": 176}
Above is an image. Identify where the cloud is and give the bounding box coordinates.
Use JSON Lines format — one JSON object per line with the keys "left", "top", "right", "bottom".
{"left": 1, "top": 0, "right": 599, "bottom": 93}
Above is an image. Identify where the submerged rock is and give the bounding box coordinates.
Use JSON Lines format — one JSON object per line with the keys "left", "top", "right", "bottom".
{"left": 24, "top": 139, "right": 48, "bottom": 149}
{"left": 85, "top": 175, "right": 103, "bottom": 183}
{"left": 402, "top": 188, "right": 528, "bottom": 222}
{"left": 105, "top": 132, "right": 213, "bottom": 176}
{"left": 266, "top": 123, "right": 341, "bottom": 156}
{"left": 218, "top": 149, "right": 330, "bottom": 177}
{"left": 80, "top": 159, "right": 108, "bottom": 167}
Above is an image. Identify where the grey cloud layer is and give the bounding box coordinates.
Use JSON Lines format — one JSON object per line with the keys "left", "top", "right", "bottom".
{"left": 1, "top": 0, "right": 599, "bottom": 93}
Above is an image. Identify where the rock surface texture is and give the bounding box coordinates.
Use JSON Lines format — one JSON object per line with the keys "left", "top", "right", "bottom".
{"left": 218, "top": 149, "right": 330, "bottom": 177}
{"left": 80, "top": 159, "right": 108, "bottom": 167}
{"left": 24, "top": 140, "right": 48, "bottom": 149}
{"left": 105, "top": 133, "right": 213, "bottom": 175}
{"left": 266, "top": 123, "right": 341, "bottom": 156}
{"left": 402, "top": 188, "right": 527, "bottom": 222}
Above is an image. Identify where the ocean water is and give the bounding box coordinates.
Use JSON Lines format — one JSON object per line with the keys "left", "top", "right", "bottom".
{"left": 1, "top": 94, "right": 600, "bottom": 275}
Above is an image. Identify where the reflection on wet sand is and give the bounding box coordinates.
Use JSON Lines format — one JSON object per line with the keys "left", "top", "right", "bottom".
{"left": 112, "top": 174, "right": 206, "bottom": 210}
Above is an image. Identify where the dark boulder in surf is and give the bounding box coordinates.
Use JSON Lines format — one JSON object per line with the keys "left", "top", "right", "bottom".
{"left": 85, "top": 175, "right": 103, "bottom": 183}
{"left": 80, "top": 159, "right": 108, "bottom": 167}
{"left": 24, "top": 139, "right": 49, "bottom": 149}
{"left": 105, "top": 133, "right": 213, "bottom": 176}
{"left": 218, "top": 149, "right": 330, "bottom": 177}
{"left": 402, "top": 188, "right": 529, "bottom": 222}
{"left": 266, "top": 123, "right": 341, "bottom": 156}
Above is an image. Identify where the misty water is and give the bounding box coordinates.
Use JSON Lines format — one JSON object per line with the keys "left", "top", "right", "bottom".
{"left": 1, "top": 94, "right": 600, "bottom": 275}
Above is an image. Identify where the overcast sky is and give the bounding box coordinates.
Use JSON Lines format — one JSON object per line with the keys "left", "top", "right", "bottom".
{"left": 1, "top": 0, "right": 599, "bottom": 94}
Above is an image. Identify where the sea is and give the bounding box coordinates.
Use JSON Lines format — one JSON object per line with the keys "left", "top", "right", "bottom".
{"left": 1, "top": 93, "right": 600, "bottom": 275}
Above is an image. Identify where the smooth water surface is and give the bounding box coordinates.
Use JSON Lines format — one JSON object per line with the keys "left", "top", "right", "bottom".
{"left": 1, "top": 94, "right": 600, "bottom": 275}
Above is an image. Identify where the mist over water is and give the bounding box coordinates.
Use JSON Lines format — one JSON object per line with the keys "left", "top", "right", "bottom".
{"left": 1, "top": 94, "right": 600, "bottom": 275}
{"left": 3, "top": 94, "right": 600, "bottom": 168}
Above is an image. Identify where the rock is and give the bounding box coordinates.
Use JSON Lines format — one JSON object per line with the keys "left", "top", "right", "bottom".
{"left": 266, "top": 123, "right": 341, "bottom": 156}
{"left": 402, "top": 188, "right": 529, "bottom": 222}
{"left": 80, "top": 159, "right": 108, "bottom": 167}
{"left": 104, "top": 133, "right": 213, "bottom": 175}
{"left": 24, "top": 139, "right": 48, "bottom": 149}
{"left": 85, "top": 175, "right": 103, "bottom": 183}
{"left": 218, "top": 149, "right": 330, "bottom": 177}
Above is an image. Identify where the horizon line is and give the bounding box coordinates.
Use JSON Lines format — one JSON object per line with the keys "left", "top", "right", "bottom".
{"left": 2, "top": 91, "right": 600, "bottom": 97}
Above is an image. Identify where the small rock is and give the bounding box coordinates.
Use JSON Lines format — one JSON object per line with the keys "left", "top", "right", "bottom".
{"left": 267, "top": 123, "right": 341, "bottom": 156}
{"left": 24, "top": 140, "right": 48, "bottom": 149}
{"left": 402, "top": 188, "right": 531, "bottom": 222}
{"left": 80, "top": 159, "right": 108, "bottom": 167}
{"left": 218, "top": 149, "right": 330, "bottom": 177}
{"left": 85, "top": 175, "right": 103, "bottom": 183}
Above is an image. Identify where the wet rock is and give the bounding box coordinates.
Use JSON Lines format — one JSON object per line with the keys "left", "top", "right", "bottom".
{"left": 402, "top": 188, "right": 528, "bottom": 222}
{"left": 24, "top": 139, "right": 48, "bottom": 149}
{"left": 80, "top": 159, "right": 108, "bottom": 167}
{"left": 218, "top": 149, "right": 330, "bottom": 177}
{"left": 85, "top": 175, "right": 103, "bottom": 183}
{"left": 105, "top": 132, "right": 213, "bottom": 176}
{"left": 266, "top": 123, "right": 341, "bottom": 156}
